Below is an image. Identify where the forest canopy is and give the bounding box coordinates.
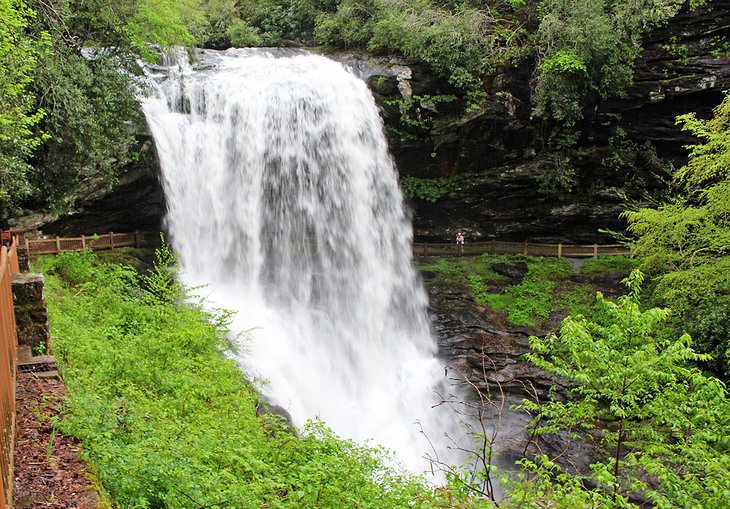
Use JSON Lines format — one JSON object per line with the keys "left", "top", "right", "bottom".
{"left": 0, "top": 0, "right": 713, "bottom": 220}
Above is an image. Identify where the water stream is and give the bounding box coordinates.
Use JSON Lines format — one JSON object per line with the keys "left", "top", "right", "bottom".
{"left": 140, "top": 48, "right": 460, "bottom": 474}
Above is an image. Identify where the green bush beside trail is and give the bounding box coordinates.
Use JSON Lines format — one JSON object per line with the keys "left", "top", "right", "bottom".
{"left": 37, "top": 248, "right": 445, "bottom": 508}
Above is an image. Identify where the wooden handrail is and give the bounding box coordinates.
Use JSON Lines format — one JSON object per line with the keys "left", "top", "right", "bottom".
{"left": 0, "top": 238, "right": 18, "bottom": 509}
{"left": 413, "top": 240, "right": 631, "bottom": 258}
{"left": 24, "top": 231, "right": 156, "bottom": 256}
{"left": 22, "top": 231, "right": 631, "bottom": 259}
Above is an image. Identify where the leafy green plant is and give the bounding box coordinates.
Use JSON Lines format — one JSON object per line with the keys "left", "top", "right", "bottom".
{"left": 519, "top": 271, "right": 730, "bottom": 507}
{"left": 537, "top": 155, "right": 577, "bottom": 198}
{"left": 580, "top": 255, "right": 636, "bottom": 275}
{"left": 624, "top": 91, "right": 730, "bottom": 376}
{"left": 662, "top": 36, "right": 690, "bottom": 64}
{"left": 37, "top": 248, "right": 462, "bottom": 508}
{"left": 400, "top": 175, "right": 462, "bottom": 202}
{"left": 0, "top": 0, "right": 47, "bottom": 220}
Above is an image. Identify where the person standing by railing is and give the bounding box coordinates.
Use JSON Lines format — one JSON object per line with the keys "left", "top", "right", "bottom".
{"left": 456, "top": 231, "right": 465, "bottom": 257}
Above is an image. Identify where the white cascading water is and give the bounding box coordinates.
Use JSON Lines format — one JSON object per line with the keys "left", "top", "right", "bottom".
{"left": 140, "top": 49, "right": 460, "bottom": 473}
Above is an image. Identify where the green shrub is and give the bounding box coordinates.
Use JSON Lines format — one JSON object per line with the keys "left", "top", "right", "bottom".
{"left": 581, "top": 254, "right": 636, "bottom": 275}
{"left": 39, "top": 248, "right": 448, "bottom": 508}
{"left": 400, "top": 175, "right": 462, "bottom": 202}
{"left": 227, "top": 18, "right": 262, "bottom": 46}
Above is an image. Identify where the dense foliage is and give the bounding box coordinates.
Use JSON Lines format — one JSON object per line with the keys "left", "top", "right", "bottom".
{"left": 0, "top": 0, "right": 197, "bottom": 219}
{"left": 532, "top": 0, "right": 707, "bottom": 124}
{"left": 21, "top": 0, "right": 198, "bottom": 214}
{"left": 38, "top": 246, "right": 453, "bottom": 508}
{"left": 400, "top": 175, "right": 462, "bottom": 202}
{"left": 0, "top": 0, "right": 712, "bottom": 220}
{"left": 0, "top": 0, "right": 46, "bottom": 219}
{"left": 519, "top": 271, "right": 730, "bottom": 507}
{"left": 624, "top": 91, "right": 730, "bottom": 377}
{"left": 311, "top": 0, "right": 707, "bottom": 122}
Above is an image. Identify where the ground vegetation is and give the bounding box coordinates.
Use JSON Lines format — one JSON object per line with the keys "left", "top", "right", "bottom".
{"left": 35, "top": 247, "right": 730, "bottom": 507}
{"left": 420, "top": 253, "right": 633, "bottom": 327}
{"left": 35, "top": 245, "right": 468, "bottom": 508}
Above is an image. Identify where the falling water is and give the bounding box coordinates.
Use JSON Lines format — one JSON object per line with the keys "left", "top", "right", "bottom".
{"left": 140, "top": 48, "right": 459, "bottom": 473}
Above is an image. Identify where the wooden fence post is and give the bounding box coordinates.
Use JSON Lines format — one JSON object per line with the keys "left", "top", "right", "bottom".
{"left": 81, "top": 235, "right": 86, "bottom": 250}
{"left": 24, "top": 237, "right": 29, "bottom": 253}
{"left": 593, "top": 244, "right": 598, "bottom": 258}
{"left": 55, "top": 236, "right": 61, "bottom": 253}
{"left": 523, "top": 242, "right": 528, "bottom": 255}
{"left": 558, "top": 243, "right": 562, "bottom": 258}
{"left": 110, "top": 232, "right": 115, "bottom": 250}
{"left": 134, "top": 230, "right": 140, "bottom": 248}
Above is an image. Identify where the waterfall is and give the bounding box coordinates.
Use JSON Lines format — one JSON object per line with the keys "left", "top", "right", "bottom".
{"left": 140, "top": 48, "right": 459, "bottom": 473}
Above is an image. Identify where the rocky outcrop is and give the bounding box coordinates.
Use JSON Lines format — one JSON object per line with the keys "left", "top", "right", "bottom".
{"left": 610, "top": 0, "right": 730, "bottom": 156}
{"left": 354, "top": 0, "right": 729, "bottom": 242}
{"left": 409, "top": 158, "right": 634, "bottom": 243}
{"left": 427, "top": 263, "right": 625, "bottom": 398}
{"left": 424, "top": 260, "right": 626, "bottom": 469}
{"left": 39, "top": 136, "right": 166, "bottom": 236}
{"left": 426, "top": 273, "right": 555, "bottom": 402}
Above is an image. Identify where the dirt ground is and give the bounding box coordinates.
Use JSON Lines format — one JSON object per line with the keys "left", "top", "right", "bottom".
{"left": 14, "top": 372, "right": 100, "bottom": 508}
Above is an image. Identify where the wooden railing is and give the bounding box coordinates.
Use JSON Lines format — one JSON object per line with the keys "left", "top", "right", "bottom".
{"left": 413, "top": 241, "right": 631, "bottom": 258}
{"left": 0, "top": 239, "right": 19, "bottom": 509}
{"left": 24, "top": 231, "right": 153, "bottom": 256}
{"left": 20, "top": 230, "right": 630, "bottom": 260}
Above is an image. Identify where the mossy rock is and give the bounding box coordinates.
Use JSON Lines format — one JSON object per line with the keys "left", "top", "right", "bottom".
{"left": 367, "top": 75, "right": 399, "bottom": 96}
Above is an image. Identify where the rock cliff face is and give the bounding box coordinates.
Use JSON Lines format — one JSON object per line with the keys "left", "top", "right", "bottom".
{"left": 614, "top": 0, "right": 730, "bottom": 155}
{"left": 39, "top": 136, "right": 165, "bottom": 236}
{"left": 352, "top": 0, "right": 730, "bottom": 242}
{"left": 36, "top": 0, "right": 729, "bottom": 241}
{"left": 423, "top": 260, "right": 627, "bottom": 468}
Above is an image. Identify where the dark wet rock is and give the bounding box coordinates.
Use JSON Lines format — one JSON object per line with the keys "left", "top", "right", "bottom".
{"left": 259, "top": 401, "right": 295, "bottom": 431}
{"left": 41, "top": 137, "right": 165, "bottom": 236}
{"left": 426, "top": 264, "right": 623, "bottom": 472}
{"left": 491, "top": 262, "right": 528, "bottom": 280}
{"left": 409, "top": 159, "right": 630, "bottom": 243}
{"left": 428, "top": 280, "right": 558, "bottom": 400}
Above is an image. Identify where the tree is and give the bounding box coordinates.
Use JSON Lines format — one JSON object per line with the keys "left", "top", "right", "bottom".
{"left": 533, "top": 0, "right": 708, "bottom": 125}
{"left": 0, "top": 0, "right": 46, "bottom": 219}
{"left": 623, "top": 91, "right": 730, "bottom": 377}
{"left": 516, "top": 271, "right": 730, "bottom": 507}
{"left": 20, "top": 0, "right": 201, "bottom": 213}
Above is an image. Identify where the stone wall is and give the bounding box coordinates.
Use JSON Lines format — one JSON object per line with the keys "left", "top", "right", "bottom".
{"left": 17, "top": 247, "right": 29, "bottom": 272}
{"left": 12, "top": 273, "right": 50, "bottom": 354}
